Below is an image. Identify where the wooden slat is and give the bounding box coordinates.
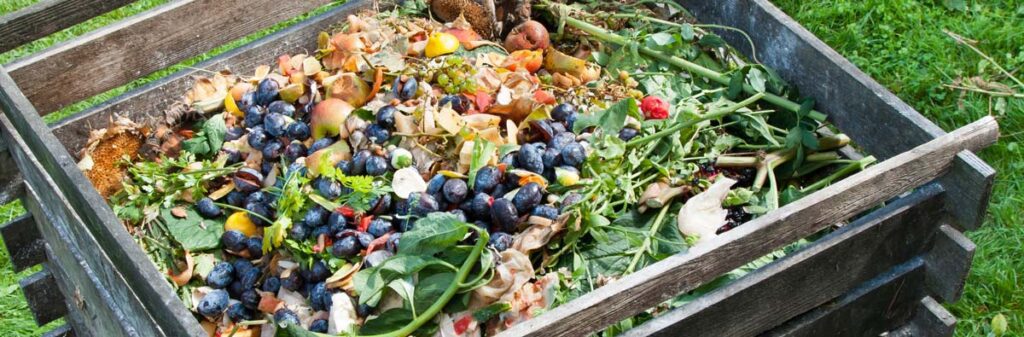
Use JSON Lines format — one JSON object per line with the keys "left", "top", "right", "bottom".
{"left": 19, "top": 264, "right": 67, "bottom": 326}
{"left": 42, "top": 324, "right": 76, "bottom": 337}
{"left": 924, "top": 224, "right": 975, "bottom": 303}
{"left": 5, "top": 0, "right": 336, "bottom": 115}
{"left": 3, "top": 115, "right": 145, "bottom": 337}
{"left": 622, "top": 184, "right": 945, "bottom": 337}
{"left": 679, "top": 0, "right": 996, "bottom": 230}
{"left": 498, "top": 117, "right": 998, "bottom": 337}
{"left": 0, "top": 213, "right": 46, "bottom": 272}
{"left": 50, "top": 0, "right": 374, "bottom": 152}
{"left": 887, "top": 296, "right": 957, "bottom": 337}
{"left": 763, "top": 259, "right": 926, "bottom": 337}
{"left": 0, "top": 131, "right": 22, "bottom": 205}
{"left": 0, "top": 0, "right": 135, "bottom": 53}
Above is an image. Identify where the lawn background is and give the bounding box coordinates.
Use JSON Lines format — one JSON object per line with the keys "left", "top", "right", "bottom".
{"left": 0, "top": 0, "right": 1020, "bottom": 336}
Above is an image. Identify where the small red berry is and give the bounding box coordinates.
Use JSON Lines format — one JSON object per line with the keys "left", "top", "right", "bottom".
{"left": 640, "top": 96, "right": 670, "bottom": 120}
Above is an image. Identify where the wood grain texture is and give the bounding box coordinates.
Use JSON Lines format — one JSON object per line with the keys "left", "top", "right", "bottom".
{"left": 42, "top": 324, "right": 76, "bottom": 337}
{"left": 763, "top": 259, "right": 926, "bottom": 337}
{"left": 498, "top": 117, "right": 997, "bottom": 337}
{"left": 0, "top": 0, "right": 134, "bottom": 53}
{"left": 0, "top": 213, "right": 46, "bottom": 272}
{"left": 886, "top": 297, "right": 957, "bottom": 337}
{"left": 622, "top": 184, "right": 944, "bottom": 337}
{"left": 678, "top": 0, "right": 996, "bottom": 230}
{"left": 0, "top": 71, "right": 204, "bottom": 336}
{"left": 50, "top": 0, "right": 373, "bottom": 152}
{"left": 5, "top": 0, "right": 334, "bottom": 115}
{"left": 19, "top": 264, "right": 67, "bottom": 326}
{"left": 924, "top": 224, "right": 975, "bottom": 303}
{"left": 0, "top": 132, "right": 21, "bottom": 205}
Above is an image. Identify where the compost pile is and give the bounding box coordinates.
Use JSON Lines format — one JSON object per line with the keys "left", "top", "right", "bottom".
{"left": 82, "top": 1, "right": 874, "bottom": 336}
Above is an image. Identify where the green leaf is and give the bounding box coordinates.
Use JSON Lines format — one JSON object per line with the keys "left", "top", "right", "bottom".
{"left": 203, "top": 114, "right": 227, "bottom": 152}
{"left": 413, "top": 272, "right": 455, "bottom": 315}
{"left": 181, "top": 137, "right": 211, "bottom": 156}
{"left": 679, "top": 23, "right": 695, "bottom": 41}
{"left": 727, "top": 69, "right": 746, "bottom": 99}
{"left": 746, "top": 68, "right": 767, "bottom": 93}
{"left": 724, "top": 188, "right": 755, "bottom": 206}
{"left": 354, "top": 108, "right": 375, "bottom": 121}
{"left": 648, "top": 32, "right": 675, "bottom": 46}
{"left": 467, "top": 139, "right": 496, "bottom": 190}
{"left": 797, "top": 99, "right": 815, "bottom": 119}
{"left": 473, "top": 302, "right": 512, "bottom": 322}
{"left": 698, "top": 34, "right": 725, "bottom": 48}
{"left": 160, "top": 207, "right": 223, "bottom": 251}
{"left": 399, "top": 213, "right": 470, "bottom": 256}
{"left": 354, "top": 255, "right": 448, "bottom": 305}
{"left": 943, "top": 0, "right": 967, "bottom": 11}
{"left": 573, "top": 98, "right": 635, "bottom": 134}
{"left": 275, "top": 322, "right": 330, "bottom": 337}
{"left": 592, "top": 134, "right": 626, "bottom": 159}
{"left": 360, "top": 308, "right": 414, "bottom": 335}
{"left": 580, "top": 230, "right": 638, "bottom": 277}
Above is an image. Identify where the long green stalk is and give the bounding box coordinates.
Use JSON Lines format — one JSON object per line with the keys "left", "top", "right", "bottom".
{"left": 626, "top": 92, "right": 766, "bottom": 148}
{"left": 549, "top": 6, "right": 828, "bottom": 122}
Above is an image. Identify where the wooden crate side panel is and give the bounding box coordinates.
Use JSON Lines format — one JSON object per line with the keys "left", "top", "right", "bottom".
{"left": 677, "top": 0, "right": 995, "bottom": 230}
{"left": 924, "top": 225, "right": 975, "bottom": 303}
{"left": 49, "top": 0, "right": 373, "bottom": 153}
{"left": 0, "top": 133, "right": 21, "bottom": 205}
{"left": 0, "top": 0, "right": 135, "bottom": 53}
{"left": 42, "top": 324, "right": 76, "bottom": 337}
{"left": 0, "top": 213, "right": 46, "bottom": 272}
{"left": 762, "top": 259, "right": 927, "bottom": 337}
{"left": 18, "top": 264, "right": 67, "bottom": 326}
{"left": 623, "top": 184, "right": 944, "bottom": 337}
{"left": 497, "top": 116, "right": 996, "bottom": 337}
{"left": 5, "top": 0, "right": 335, "bottom": 115}
{"left": 2, "top": 113, "right": 157, "bottom": 336}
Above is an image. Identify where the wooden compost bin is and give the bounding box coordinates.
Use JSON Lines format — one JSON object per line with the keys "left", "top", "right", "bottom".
{"left": 0, "top": 1, "right": 999, "bottom": 337}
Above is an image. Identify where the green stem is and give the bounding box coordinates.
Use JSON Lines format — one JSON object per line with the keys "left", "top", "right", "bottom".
{"left": 552, "top": 9, "right": 828, "bottom": 122}
{"left": 360, "top": 230, "right": 490, "bottom": 337}
{"left": 800, "top": 156, "right": 877, "bottom": 193}
{"left": 626, "top": 93, "right": 766, "bottom": 148}
{"left": 625, "top": 203, "right": 672, "bottom": 274}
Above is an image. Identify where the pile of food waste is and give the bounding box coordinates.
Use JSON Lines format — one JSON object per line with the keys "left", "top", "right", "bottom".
{"left": 79, "top": 1, "right": 875, "bottom": 336}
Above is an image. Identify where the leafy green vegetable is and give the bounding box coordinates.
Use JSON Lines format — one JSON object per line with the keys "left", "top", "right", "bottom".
{"left": 413, "top": 272, "right": 455, "bottom": 315}
{"left": 467, "top": 138, "right": 496, "bottom": 190}
{"left": 354, "top": 255, "right": 449, "bottom": 305}
{"left": 398, "top": 213, "right": 470, "bottom": 256}
{"left": 473, "top": 302, "right": 512, "bottom": 322}
{"left": 160, "top": 207, "right": 223, "bottom": 251}
{"left": 181, "top": 114, "right": 227, "bottom": 156}
{"left": 573, "top": 98, "right": 636, "bottom": 134}
{"left": 361, "top": 309, "right": 415, "bottom": 335}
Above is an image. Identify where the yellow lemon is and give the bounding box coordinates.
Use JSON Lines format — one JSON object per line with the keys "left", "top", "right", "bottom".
{"left": 425, "top": 32, "right": 460, "bottom": 58}
{"left": 224, "top": 93, "right": 243, "bottom": 117}
{"left": 225, "top": 211, "right": 258, "bottom": 237}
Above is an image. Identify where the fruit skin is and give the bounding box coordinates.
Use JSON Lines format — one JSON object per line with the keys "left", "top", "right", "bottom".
{"left": 505, "top": 20, "right": 550, "bottom": 51}
{"left": 261, "top": 138, "right": 284, "bottom": 160}
{"left": 367, "top": 218, "right": 392, "bottom": 237}
{"left": 263, "top": 113, "right": 289, "bottom": 137}
{"left": 560, "top": 192, "right": 584, "bottom": 213}
{"left": 561, "top": 142, "right": 586, "bottom": 167}
{"left": 316, "top": 178, "right": 343, "bottom": 199}
{"left": 640, "top": 96, "right": 670, "bottom": 120}
{"left": 273, "top": 308, "right": 301, "bottom": 325}
{"left": 245, "top": 237, "right": 263, "bottom": 259}
{"left": 207, "top": 262, "right": 235, "bottom": 289}
{"left": 221, "top": 230, "right": 248, "bottom": 252}
{"left": 619, "top": 127, "right": 639, "bottom": 141}
{"left": 255, "top": 78, "right": 281, "bottom": 106}
{"left": 196, "top": 198, "right": 222, "bottom": 218}
{"left": 442, "top": 179, "right": 469, "bottom": 204}
{"left": 305, "top": 140, "right": 352, "bottom": 178}
{"left": 197, "top": 289, "right": 230, "bottom": 318}
{"left": 426, "top": 174, "right": 447, "bottom": 195}
{"left": 327, "top": 212, "right": 348, "bottom": 234}
{"left": 268, "top": 100, "right": 296, "bottom": 117}
{"left": 304, "top": 206, "right": 329, "bottom": 227}
{"left": 247, "top": 126, "right": 269, "bottom": 150}
{"left": 513, "top": 182, "right": 542, "bottom": 213}
{"left": 517, "top": 143, "right": 545, "bottom": 173}
{"left": 350, "top": 150, "right": 373, "bottom": 175}
{"left": 245, "top": 202, "right": 273, "bottom": 226}
{"left": 473, "top": 166, "right": 502, "bottom": 194}
{"left": 541, "top": 147, "right": 562, "bottom": 169}
{"left": 532, "top": 205, "right": 559, "bottom": 219}
{"left": 283, "top": 142, "right": 307, "bottom": 162}
{"left": 244, "top": 106, "right": 265, "bottom": 127}
{"left": 326, "top": 72, "right": 372, "bottom": 107}
{"left": 392, "top": 76, "right": 418, "bottom": 101}
{"left": 491, "top": 198, "right": 519, "bottom": 233}
{"left": 310, "top": 282, "right": 333, "bottom": 311}
{"left": 376, "top": 105, "right": 397, "bottom": 129}
{"left": 551, "top": 103, "right": 576, "bottom": 122}
{"left": 287, "top": 122, "right": 311, "bottom": 141}
{"left": 365, "top": 155, "right": 389, "bottom": 176}
{"left": 385, "top": 232, "right": 402, "bottom": 252}
{"left": 306, "top": 260, "right": 331, "bottom": 282}
{"left": 488, "top": 232, "right": 514, "bottom": 251}
{"left": 262, "top": 276, "right": 281, "bottom": 293}
{"left": 310, "top": 319, "right": 329, "bottom": 333}
{"left": 289, "top": 221, "right": 310, "bottom": 241}
{"left": 503, "top": 49, "right": 543, "bottom": 73}
{"left": 240, "top": 289, "right": 260, "bottom": 309}
{"left": 225, "top": 212, "right": 259, "bottom": 237}
{"left": 364, "top": 124, "right": 391, "bottom": 144}
{"left": 310, "top": 98, "right": 355, "bottom": 139}
{"left": 331, "top": 235, "right": 360, "bottom": 257}
{"left": 308, "top": 138, "right": 334, "bottom": 153}
{"left": 426, "top": 32, "right": 461, "bottom": 57}
{"left": 469, "top": 192, "right": 492, "bottom": 219}
{"left": 411, "top": 192, "right": 440, "bottom": 216}
{"left": 226, "top": 302, "right": 253, "bottom": 322}
{"left": 281, "top": 273, "right": 303, "bottom": 291}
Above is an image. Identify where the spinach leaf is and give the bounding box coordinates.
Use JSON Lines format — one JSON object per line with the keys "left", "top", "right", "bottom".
{"left": 398, "top": 213, "right": 469, "bottom": 256}
{"left": 160, "top": 207, "right": 223, "bottom": 251}
{"left": 573, "top": 98, "right": 636, "bottom": 134}
{"left": 413, "top": 272, "right": 455, "bottom": 315}
{"left": 359, "top": 309, "right": 414, "bottom": 335}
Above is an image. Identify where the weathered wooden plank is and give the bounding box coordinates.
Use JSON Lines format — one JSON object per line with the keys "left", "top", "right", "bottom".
{"left": 18, "top": 264, "right": 67, "bottom": 326}
{"left": 498, "top": 117, "right": 997, "bottom": 337}
{"left": 886, "top": 297, "right": 957, "bottom": 337}
{"left": 0, "top": 130, "right": 22, "bottom": 205}
{"left": 924, "top": 224, "right": 975, "bottom": 303}
{"left": 0, "top": 213, "right": 46, "bottom": 272}
{"left": 678, "top": 0, "right": 996, "bottom": 230}
{"left": 0, "top": 67, "right": 205, "bottom": 336}
{"left": 0, "top": 0, "right": 135, "bottom": 53}
{"left": 762, "top": 259, "right": 926, "bottom": 337}
{"left": 50, "top": 0, "right": 374, "bottom": 152}
{"left": 622, "top": 184, "right": 944, "bottom": 337}
{"left": 6, "top": 0, "right": 336, "bottom": 115}
{"left": 42, "top": 324, "right": 76, "bottom": 337}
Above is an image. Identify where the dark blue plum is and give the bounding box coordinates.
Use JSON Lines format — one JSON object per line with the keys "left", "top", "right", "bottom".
{"left": 227, "top": 302, "right": 253, "bottom": 322}
{"left": 551, "top": 103, "right": 576, "bottom": 122}
{"left": 273, "top": 308, "right": 301, "bottom": 326}
{"left": 335, "top": 160, "right": 353, "bottom": 175}
{"left": 255, "top": 78, "right": 280, "bottom": 106}
{"left": 512, "top": 182, "right": 542, "bottom": 213}
{"left": 449, "top": 209, "right": 468, "bottom": 222}
{"left": 228, "top": 280, "right": 245, "bottom": 298}
{"left": 221, "top": 230, "right": 247, "bottom": 252}
{"left": 245, "top": 237, "right": 263, "bottom": 259}
{"left": 367, "top": 218, "right": 392, "bottom": 237}
{"left": 327, "top": 212, "right": 347, "bottom": 233}
{"left": 246, "top": 191, "right": 268, "bottom": 205}
{"left": 426, "top": 174, "right": 447, "bottom": 195}
{"left": 268, "top": 100, "right": 296, "bottom": 117}
{"left": 309, "top": 138, "right": 334, "bottom": 153}
{"left": 550, "top": 121, "right": 566, "bottom": 134}
{"left": 376, "top": 105, "right": 397, "bottom": 129}
{"left": 470, "top": 193, "right": 492, "bottom": 220}
{"left": 393, "top": 76, "right": 418, "bottom": 101}
{"left": 364, "top": 250, "right": 392, "bottom": 268}
{"left": 364, "top": 124, "right": 391, "bottom": 144}
{"left": 308, "top": 261, "right": 331, "bottom": 282}
{"left": 310, "top": 319, "right": 329, "bottom": 333}
{"left": 316, "top": 178, "right": 342, "bottom": 199}
{"left": 239, "top": 91, "right": 256, "bottom": 111}
{"left": 241, "top": 289, "right": 260, "bottom": 309}
{"left": 491, "top": 198, "right": 518, "bottom": 233}
{"left": 560, "top": 192, "right": 584, "bottom": 212}
{"left": 549, "top": 132, "right": 575, "bottom": 151}
{"left": 196, "top": 197, "right": 222, "bottom": 218}
{"left": 331, "top": 236, "right": 360, "bottom": 257}
{"left": 532, "top": 205, "right": 559, "bottom": 219}
{"left": 224, "top": 149, "right": 243, "bottom": 165}
{"left": 365, "top": 156, "right": 389, "bottom": 176}
{"left": 443, "top": 179, "right": 468, "bottom": 204}
{"left": 206, "top": 262, "right": 234, "bottom": 289}
{"left": 232, "top": 260, "right": 255, "bottom": 276}
{"left": 355, "top": 231, "right": 374, "bottom": 248}
{"left": 500, "top": 152, "right": 517, "bottom": 167}
{"left": 244, "top": 106, "right": 265, "bottom": 127}
{"left": 225, "top": 127, "right": 245, "bottom": 141}
{"left": 263, "top": 113, "right": 289, "bottom": 137}
{"left": 283, "top": 142, "right": 307, "bottom": 161}
{"left": 290, "top": 221, "right": 310, "bottom": 241}
{"left": 238, "top": 265, "right": 261, "bottom": 290}
{"left": 410, "top": 192, "right": 440, "bottom": 216}
{"left": 488, "top": 232, "right": 514, "bottom": 251}
{"left": 311, "top": 225, "right": 330, "bottom": 239}
{"left": 438, "top": 95, "right": 468, "bottom": 113}
{"left": 517, "top": 144, "right": 544, "bottom": 173}
{"left": 247, "top": 126, "right": 268, "bottom": 150}
{"left": 561, "top": 142, "right": 586, "bottom": 167}
{"left": 304, "top": 206, "right": 329, "bottom": 227}
{"left": 262, "top": 276, "right": 281, "bottom": 293}
{"left": 245, "top": 202, "right": 272, "bottom": 226}
{"left": 197, "top": 289, "right": 229, "bottom": 317}
{"left": 542, "top": 147, "right": 562, "bottom": 169}
{"left": 310, "top": 282, "right": 331, "bottom": 311}
{"left": 369, "top": 194, "right": 392, "bottom": 215}
{"left": 281, "top": 273, "right": 303, "bottom": 291}
{"left": 619, "top": 127, "right": 639, "bottom": 141}
{"left": 351, "top": 150, "right": 372, "bottom": 175}
{"left": 262, "top": 138, "right": 284, "bottom": 160}
{"left": 473, "top": 166, "right": 501, "bottom": 193}
{"left": 286, "top": 122, "right": 311, "bottom": 141}
{"left": 385, "top": 233, "right": 401, "bottom": 253}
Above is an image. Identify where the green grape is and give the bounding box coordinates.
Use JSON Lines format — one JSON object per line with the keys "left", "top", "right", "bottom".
{"left": 437, "top": 73, "right": 450, "bottom": 86}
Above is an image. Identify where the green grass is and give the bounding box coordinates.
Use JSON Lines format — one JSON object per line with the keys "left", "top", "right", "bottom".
{"left": 0, "top": 0, "right": 1021, "bottom": 336}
